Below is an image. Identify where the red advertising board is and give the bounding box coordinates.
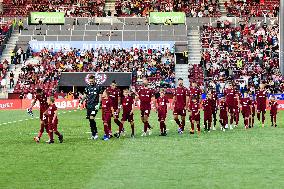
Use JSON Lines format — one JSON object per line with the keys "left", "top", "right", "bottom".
{"left": 0, "top": 99, "right": 22, "bottom": 110}
{"left": 22, "top": 99, "right": 80, "bottom": 110}
{"left": 0, "top": 99, "right": 284, "bottom": 110}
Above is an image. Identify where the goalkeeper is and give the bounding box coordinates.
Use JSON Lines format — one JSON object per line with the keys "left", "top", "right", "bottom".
{"left": 78, "top": 74, "right": 102, "bottom": 140}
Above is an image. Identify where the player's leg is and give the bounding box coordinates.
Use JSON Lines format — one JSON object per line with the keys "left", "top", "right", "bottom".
{"left": 130, "top": 121, "right": 135, "bottom": 137}
{"left": 204, "top": 119, "right": 208, "bottom": 131}
{"left": 53, "top": 120, "right": 63, "bottom": 143}
{"left": 274, "top": 115, "right": 277, "bottom": 127}
{"left": 208, "top": 116, "right": 212, "bottom": 132}
{"left": 181, "top": 109, "right": 186, "bottom": 131}
{"left": 270, "top": 114, "right": 274, "bottom": 127}
{"left": 235, "top": 109, "right": 239, "bottom": 127}
{"left": 249, "top": 115, "right": 252, "bottom": 128}
{"left": 219, "top": 118, "right": 224, "bottom": 131}
{"left": 103, "top": 121, "right": 110, "bottom": 140}
{"left": 257, "top": 109, "right": 261, "bottom": 122}
{"left": 251, "top": 113, "right": 255, "bottom": 127}
{"left": 190, "top": 115, "right": 194, "bottom": 134}
{"left": 34, "top": 110, "right": 46, "bottom": 142}
{"left": 173, "top": 109, "right": 182, "bottom": 131}
{"left": 144, "top": 113, "right": 152, "bottom": 135}
{"left": 197, "top": 119, "right": 201, "bottom": 135}
{"left": 159, "top": 119, "right": 164, "bottom": 136}
{"left": 127, "top": 113, "right": 135, "bottom": 137}
{"left": 88, "top": 109, "right": 98, "bottom": 139}
{"left": 261, "top": 109, "right": 265, "bottom": 127}
{"left": 229, "top": 107, "right": 234, "bottom": 130}
{"left": 46, "top": 122, "right": 54, "bottom": 144}
{"left": 212, "top": 110, "right": 217, "bottom": 130}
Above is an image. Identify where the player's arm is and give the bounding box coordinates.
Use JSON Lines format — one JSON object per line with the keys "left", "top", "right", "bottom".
{"left": 96, "top": 93, "right": 102, "bottom": 110}
{"left": 111, "top": 106, "right": 115, "bottom": 116}
{"left": 151, "top": 96, "right": 156, "bottom": 110}
{"left": 130, "top": 104, "right": 134, "bottom": 115}
{"left": 185, "top": 95, "right": 189, "bottom": 110}
{"left": 29, "top": 98, "right": 37, "bottom": 110}
{"left": 118, "top": 96, "right": 122, "bottom": 110}
{"left": 53, "top": 110, "right": 58, "bottom": 124}
{"left": 196, "top": 106, "right": 200, "bottom": 116}
{"left": 172, "top": 95, "right": 176, "bottom": 108}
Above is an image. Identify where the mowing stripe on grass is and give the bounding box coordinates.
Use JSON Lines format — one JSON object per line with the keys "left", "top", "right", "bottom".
{"left": 0, "top": 109, "right": 85, "bottom": 126}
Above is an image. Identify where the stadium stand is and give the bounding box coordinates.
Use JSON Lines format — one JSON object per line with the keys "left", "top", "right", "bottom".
{"left": 13, "top": 47, "right": 176, "bottom": 96}
{"left": 225, "top": 0, "right": 280, "bottom": 17}
{"left": 0, "top": 20, "right": 13, "bottom": 55}
{"left": 201, "top": 20, "right": 283, "bottom": 93}
{"left": 1, "top": 0, "right": 106, "bottom": 17}
{"left": 115, "top": 0, "right": 221, "bottom": 17}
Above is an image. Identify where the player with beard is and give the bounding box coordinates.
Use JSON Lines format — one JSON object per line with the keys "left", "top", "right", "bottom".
{"left": 249, "top": 94, "right": 257, "bottom": 128}
{"left": 78, "top": 75, "right": 102, "bottom": 140}
{"left": 106, "top": 80, "right": 122, "bottom": 136}
{"left": 240, "top": 91, "right": 252, "bottom": 129}
{"left": 219, "top": 96, "right": 228, "bottom": 132}
{"left": 256, "top": 83, "right": 268, "bottom": 127}
{"left": 224, "top": 83, "right": 235, "bottom": 130}
{"left": 210, "top": 89, "right": 218, "bottom": 130}
{"left": 241, "top": 92, "right": 252, "bottom": 129}
{"left": 172, "top": 78, "right": 189, "bottom": 134}
{"left": 233, "top": 90, "right": 242, "bottom": 128}
{"left": 28, "top": 88, "right": 50, "bottom": 143}
{"left": 136, "top": 77, "right": 156, "bottom": 137}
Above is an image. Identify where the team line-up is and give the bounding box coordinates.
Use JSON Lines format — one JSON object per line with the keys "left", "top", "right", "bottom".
{"left": 27, "top": 75, "right": 279, "bottom": 143}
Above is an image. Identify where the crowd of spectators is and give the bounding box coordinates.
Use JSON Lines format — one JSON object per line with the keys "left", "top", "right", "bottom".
{"left": 0, "top": 59, "right": 9, "bottom": 93}
{"left": 1, "top": 0, "right": 105, "bottom": 17}
{"left": 201, "top": 20, "right": 283, "bottom": 94}
{"left": 115, "top": 0, "right": 221, "bottom": 17}
{"left": 0, "top": 21, "right": 13, "bottom": 55}
{"left": 225, "top": 0, "right": 280, "bottom": 17}
{"left": 14, "top": 46, "right": 176, "bottom": 96}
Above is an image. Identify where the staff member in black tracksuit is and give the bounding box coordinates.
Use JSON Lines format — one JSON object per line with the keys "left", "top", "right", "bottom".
{"left": 78, "top": 75, "right": 102, "bottom": 140}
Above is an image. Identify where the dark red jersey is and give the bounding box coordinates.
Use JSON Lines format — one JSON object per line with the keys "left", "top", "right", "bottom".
{"left": 34, "top": 92, "right": 49, "bottom": 111}
{"left": 173, "top": 86, "right": 188, "bottom": 109}
{"left": 250, "top": 99, "right": 257, "bottom": 112}
{"left": 241, "top": 97, "right": 251, "bottom": 113}
{"left": 106, "top": 87, "right": 120, "bottom": 109}
{"left": 224, "top": 88, "right": 235, "bottom": 105}
{"left": 219, "top": 101, "right": 228, "bottom": 116}
{"left": 102, "top": 98, "right": 113, "bottom": 114}
{"left": 190, "top": 101, "right": 200, "bottom": 113}
{"left": 202, "top": 99, "right": 212, "bottom": 114}
{"left": 269, "top": 101, "right": 278, "bottom": 115}
{"left": 122, "top": 96, "right": 134, "bottom": 113}
{"left": 234, "top": 91, "right": 242, "bottom": 108}
{"left": 211, "top": 92, "right": 218, "bottom": 108}
{"left": 138, "top": 87, "right": 154, "bottom": 110}
{"left": 188, "top": 87, "right": 202, "bottom": 100}
{"left": 46, "top": 104, "right": 58, "bottom": 123}
{"left": 256, "top": 90, "right": 267, "bottom": 108}
{"left": 157, "top": 96, "right": 169, "bottom": 112}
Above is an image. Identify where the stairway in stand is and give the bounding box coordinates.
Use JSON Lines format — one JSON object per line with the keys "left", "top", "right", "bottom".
{"left": 187, "top": 26, "right": 204, "bottom": 87}
{"left": 0, "top": 32, "right": 20, "bottom": 99}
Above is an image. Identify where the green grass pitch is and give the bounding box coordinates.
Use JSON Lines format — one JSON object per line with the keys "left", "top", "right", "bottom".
{"left": 0, "top": 109, "right": 284, "bottom": 189}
